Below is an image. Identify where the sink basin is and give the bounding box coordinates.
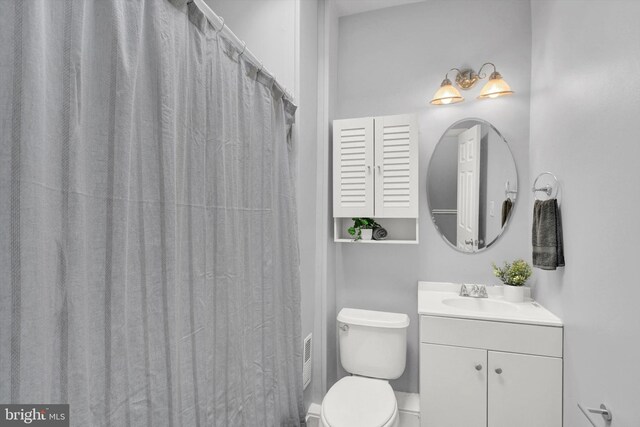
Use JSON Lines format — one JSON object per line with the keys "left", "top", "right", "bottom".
{"left": 418, "top": 282, "right": 563, "bottom": 326}
{"left": 442, "top": 297, "right": 520, "bottom": 314}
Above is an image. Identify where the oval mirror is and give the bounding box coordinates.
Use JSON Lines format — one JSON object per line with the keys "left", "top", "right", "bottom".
{"left": 427, "top": 118, "right": 517, "bottom": 253}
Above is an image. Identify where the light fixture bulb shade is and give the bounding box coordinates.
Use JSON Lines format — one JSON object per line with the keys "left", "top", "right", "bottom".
{"left": 478, "top": 73, "right": 514, "bottom": 99}
{"left": 430, "top": 80, "right": 464, "bottom": 105}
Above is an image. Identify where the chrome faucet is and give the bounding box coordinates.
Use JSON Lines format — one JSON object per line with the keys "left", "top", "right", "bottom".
{"left": 459, "top": 284, "right": 488, "bottom": 298}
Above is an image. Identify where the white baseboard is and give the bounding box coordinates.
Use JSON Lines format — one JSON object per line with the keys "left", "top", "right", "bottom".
{"left": 395, "top": 391, "right": 420, "bottom": 427}
{"left": 306, "top": 392, "right": 420, "bottom": 427}
{"left": 305, "top": 403, "right": 321, "bottom": 426}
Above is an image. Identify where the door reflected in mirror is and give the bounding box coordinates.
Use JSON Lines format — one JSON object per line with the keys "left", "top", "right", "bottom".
{"left": 427, "top": 118, "right": 517, "bottom": 253}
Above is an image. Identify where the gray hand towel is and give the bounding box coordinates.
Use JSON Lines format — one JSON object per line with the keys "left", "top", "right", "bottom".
{"left": 532, "top": 199, "right": 565, "bottom": 270}
{"left": 501, "top": 198, "right": 513, "bottom": 227}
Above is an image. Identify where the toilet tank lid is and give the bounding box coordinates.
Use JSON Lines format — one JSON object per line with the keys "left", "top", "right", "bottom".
{"left": 338, "top": 308, "right": 410, "bottom": 329}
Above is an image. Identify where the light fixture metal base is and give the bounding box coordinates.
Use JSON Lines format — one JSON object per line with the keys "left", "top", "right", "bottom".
{"left": 455, "top": 69, "right": 480, "bottom": 90}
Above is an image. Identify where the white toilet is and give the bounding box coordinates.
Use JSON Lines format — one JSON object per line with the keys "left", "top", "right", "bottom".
{"left": 320, "top": 308, "right": 410, "bottom": 427}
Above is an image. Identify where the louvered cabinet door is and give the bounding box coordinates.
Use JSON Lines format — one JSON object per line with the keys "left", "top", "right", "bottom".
{"left": 333, "top": 117, "right": 374, "bottom": 217}
{"left": 374, "top": 114, "right": 418, "bottom": 218}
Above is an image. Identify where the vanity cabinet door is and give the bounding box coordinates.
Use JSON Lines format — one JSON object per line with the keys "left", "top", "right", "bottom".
{"left": 488, "top": 351, "right": 562, "bottom": 427}
{"left": 420, "top": 343, "right": 487, "bottom": 427}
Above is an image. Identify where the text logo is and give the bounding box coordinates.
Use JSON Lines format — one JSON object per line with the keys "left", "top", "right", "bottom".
{"left": 0, "top": 405, "right": 68, "bottom": 427}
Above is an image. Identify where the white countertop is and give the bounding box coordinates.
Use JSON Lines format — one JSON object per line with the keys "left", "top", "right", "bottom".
{"left": 418, "top": 281, "right": 563, "bottom": 327}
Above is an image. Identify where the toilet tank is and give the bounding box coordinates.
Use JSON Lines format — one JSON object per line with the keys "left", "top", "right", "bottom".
{"left": 337, "top": 308, "right": 410, "bottom": 380}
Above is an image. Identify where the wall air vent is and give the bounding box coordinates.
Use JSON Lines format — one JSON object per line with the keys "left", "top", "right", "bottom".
{"left": 303, "top": 333, "right": 312, "bottom": 390}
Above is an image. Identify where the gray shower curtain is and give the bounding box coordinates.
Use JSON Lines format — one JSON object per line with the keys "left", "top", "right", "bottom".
{"left": 0, "top": 1, "right": 303, "bottom": 426}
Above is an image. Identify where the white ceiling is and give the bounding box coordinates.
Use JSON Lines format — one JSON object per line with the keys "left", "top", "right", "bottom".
{"left": 335, "top": 0, "right": 426, "bottom": 18}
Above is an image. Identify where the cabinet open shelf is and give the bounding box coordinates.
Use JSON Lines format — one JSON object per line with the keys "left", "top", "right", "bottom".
{"left": 333, "top": 217, "right": 419, "bottom": 244}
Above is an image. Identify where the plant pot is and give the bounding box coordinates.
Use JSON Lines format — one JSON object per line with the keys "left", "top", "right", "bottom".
{"left": 503, "top": 284, "right": 525, "bottom": 303}
{"left": 360, "top": 229, "right": 373, "bottom": 240}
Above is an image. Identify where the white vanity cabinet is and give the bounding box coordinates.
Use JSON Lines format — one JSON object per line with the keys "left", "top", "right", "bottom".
{"left": 332, "top": 114, "right": 419, "bottom": 243}
{"left": 419, "top": 315, "right": 563, "bottom": 427}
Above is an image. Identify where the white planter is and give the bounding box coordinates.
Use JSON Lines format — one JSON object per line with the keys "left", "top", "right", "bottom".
{"left": 503, "top": 284, "right": 525, "bottom": 303}
{"left": 360, "top": 229, "right": 373, "bottom": 240}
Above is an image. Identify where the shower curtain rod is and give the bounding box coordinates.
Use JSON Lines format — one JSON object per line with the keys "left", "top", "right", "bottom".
{"left": 190, "top": 0, "right": 296, "bottom": 104}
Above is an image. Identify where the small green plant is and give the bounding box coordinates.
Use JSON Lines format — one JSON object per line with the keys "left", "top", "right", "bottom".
{"left": 347, "top": 217, "right": 380, "bottom": 241}
{"left": 492, "top": 259, "right": 532, "bottom": 286}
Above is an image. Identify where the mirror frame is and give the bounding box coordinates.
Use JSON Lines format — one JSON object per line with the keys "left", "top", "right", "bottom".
{"left": 426, "top": 117, "right": 518, "bottom": 254}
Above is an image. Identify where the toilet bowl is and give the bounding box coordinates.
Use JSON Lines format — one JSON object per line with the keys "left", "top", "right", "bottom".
{"left": 320, "top": 376, "right": 399, "bottom": 427}
{"left": 319, "top": 308, "right": 409, "bottom": 427}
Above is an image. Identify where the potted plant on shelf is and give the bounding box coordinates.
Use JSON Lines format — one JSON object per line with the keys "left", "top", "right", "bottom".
{"left": 348, "top": 218, "right": 380, "bottom": 241}
{"left": 491, "top": 259, "right": 532, "bottom": 303}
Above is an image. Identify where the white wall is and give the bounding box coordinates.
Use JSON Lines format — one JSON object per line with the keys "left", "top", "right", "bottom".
{"left": 334, "top": 0, "right": 532, "bottom": 392}
{"left": 297, "top": 0, "right": 321, "bottom": 410}
{"left": 203, "top": 0, "right": 296, "bottom": 95}
{"left": 319, "top": 0, "right": 341, "bottom": 402}
{"left": 530, "top": 1, "right": 640, "bottom": 425}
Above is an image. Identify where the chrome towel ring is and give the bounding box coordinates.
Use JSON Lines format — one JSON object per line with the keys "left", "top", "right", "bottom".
{"left": 532, "top": 171, "right": 559, "bottom": 200}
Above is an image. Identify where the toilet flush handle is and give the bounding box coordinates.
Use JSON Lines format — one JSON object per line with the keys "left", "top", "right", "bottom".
{"left": 339, "top": 323, "right": 349, "bottom": 332}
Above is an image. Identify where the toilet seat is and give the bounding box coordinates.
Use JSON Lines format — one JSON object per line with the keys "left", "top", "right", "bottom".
{"left": 320, "top": 376, "right": 398, "bottom": 427}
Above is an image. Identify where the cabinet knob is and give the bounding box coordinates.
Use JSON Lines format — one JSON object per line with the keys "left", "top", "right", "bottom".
{"left": 495, "top": 368, "right": 503, "bottom": 374}
{"left": 475, "top": 364, "right": 482, "bottom": 371}
{"left": 367, "top": 165, "right": 371, "bottom": 173}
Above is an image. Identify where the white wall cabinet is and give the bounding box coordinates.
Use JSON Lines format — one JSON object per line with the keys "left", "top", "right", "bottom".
{"left": 333, "top": 114, "right": 418, "bottom": 218}
{"left": 333, "top": 114, "right": 418, "bottom": 243}
{"left": 420, "top": 315, "right": 563, "bottom": 427}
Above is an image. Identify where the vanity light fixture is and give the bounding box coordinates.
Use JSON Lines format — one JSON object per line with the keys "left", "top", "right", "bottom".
{"left": 430, "top": 62, "right": 514, "bottom": 105}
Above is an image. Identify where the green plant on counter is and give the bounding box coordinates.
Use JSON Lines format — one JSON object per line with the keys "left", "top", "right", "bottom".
{"left": 347, "top": 217, "right": 380, "bottom": 241}
{"left": 492, "top": 259, "right": 532, "bottom": 286}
